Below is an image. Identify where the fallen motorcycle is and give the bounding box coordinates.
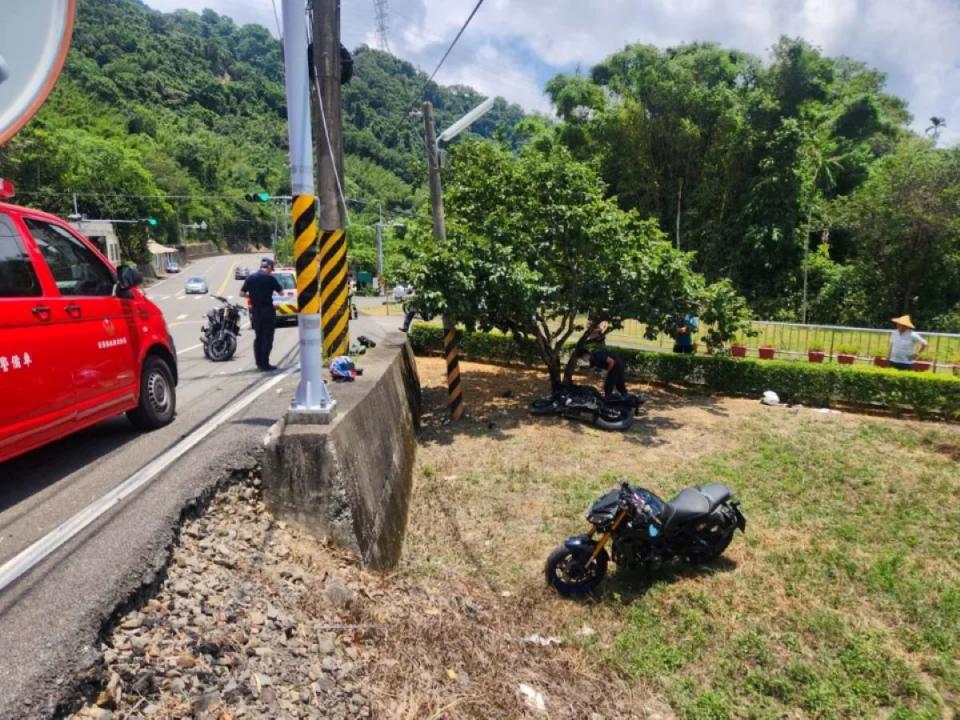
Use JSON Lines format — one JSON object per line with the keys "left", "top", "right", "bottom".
{"left": 529, "top": 383, "right": 646, "bottom": 431}
{"left": 545, "top": 481, "right": 746, "bottom": 596}
{"left": 201, "top": 295, "right": 246, "bottom": 362}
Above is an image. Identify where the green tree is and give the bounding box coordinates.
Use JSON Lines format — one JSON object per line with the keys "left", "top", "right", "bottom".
{"left": 406, "top": 141, "right": 750, "bottom": 388}
{"left": 833, "top": 138, "right": 960, "bottom": 325}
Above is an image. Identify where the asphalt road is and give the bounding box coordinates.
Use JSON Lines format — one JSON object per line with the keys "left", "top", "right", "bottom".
{"left": 0, "top": 252, "right": 393, "bottom": 717}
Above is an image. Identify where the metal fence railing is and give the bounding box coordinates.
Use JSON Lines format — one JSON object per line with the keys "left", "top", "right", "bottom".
{"left": 606, "top": 320, "right": 960, "bottom": 375}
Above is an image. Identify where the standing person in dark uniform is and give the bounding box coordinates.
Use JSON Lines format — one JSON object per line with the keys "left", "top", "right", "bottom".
{"left": 240, "top": 258, "right": 283, "bottom": 371}
{"left": 581, "top": 347, "right": 627, "bottom": 398}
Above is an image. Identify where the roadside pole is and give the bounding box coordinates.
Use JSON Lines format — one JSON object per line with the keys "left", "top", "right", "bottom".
{"left": 282, "top": 0, "right": 334, "bottom": 419}
{"left": 312, "top": 0, "right": 350, "bottom": 358}
{"left": 375, "top": 205, "right": 384, "bottom": 289}
{"left": 422, "top": 101, "right": 464, "bottom": 421}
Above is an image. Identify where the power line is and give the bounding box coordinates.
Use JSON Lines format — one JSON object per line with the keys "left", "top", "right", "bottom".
{"left": 425, "top": 0, "right": 485, "bottom": 87}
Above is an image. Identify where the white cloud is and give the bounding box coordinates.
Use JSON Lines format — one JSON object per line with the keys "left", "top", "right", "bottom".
{"left": 143, "top": 0, "right": 960, "bottom": 143}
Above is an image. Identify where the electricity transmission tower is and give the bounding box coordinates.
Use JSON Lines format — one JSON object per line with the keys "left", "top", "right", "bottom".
{"left": 373, "top": 0, "right": 391, "bottom": 52}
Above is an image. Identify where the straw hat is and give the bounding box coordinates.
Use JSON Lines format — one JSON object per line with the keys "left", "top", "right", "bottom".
{"left": 891, "top": 315, "right": 915, "bottom": 329}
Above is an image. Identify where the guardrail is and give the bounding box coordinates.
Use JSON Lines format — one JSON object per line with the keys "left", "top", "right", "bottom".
{"left": 608, "top": 320, "right": 960, "bottom": 374}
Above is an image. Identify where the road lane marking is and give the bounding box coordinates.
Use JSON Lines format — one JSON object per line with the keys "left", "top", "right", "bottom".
{"left": 176, "top": 343, "right": 203, "bottom": 355}
{"left": 0, "top": 368, "right": 296, "bottom": 594}
{"left": 175, "top": 294, "right": 186, "bottom": 300}
{"left": 176, "top": 314, "right": 188, "bottom": 320}
{"left": 216, "top": 262, "right": 237, "bottom": 297}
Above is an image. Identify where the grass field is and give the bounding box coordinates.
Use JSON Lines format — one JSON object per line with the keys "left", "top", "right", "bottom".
{"left": 401, "top": 357, "right": 960, "bottom": 719}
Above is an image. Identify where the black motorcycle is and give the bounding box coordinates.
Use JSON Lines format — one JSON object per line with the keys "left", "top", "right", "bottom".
{"left": 529, "top": 384, "right": 646, "bottom": 431}
{"left": 201, "top": 295, "right": 246, "bottom": 362}
{"left": 545, "top": 481, "right": 746, "bottom": 596}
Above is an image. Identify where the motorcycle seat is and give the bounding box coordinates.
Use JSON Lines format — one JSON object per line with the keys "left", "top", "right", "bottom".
{"left": 666, "top": 489, "right": 711, "bottom": 521}
{"left": 665, "top": 484, "right": 733, "bottom": 523}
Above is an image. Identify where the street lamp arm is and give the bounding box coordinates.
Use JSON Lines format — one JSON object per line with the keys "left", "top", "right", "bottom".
{"left": 437, "top": 97, "right": 495, "bottom": 145}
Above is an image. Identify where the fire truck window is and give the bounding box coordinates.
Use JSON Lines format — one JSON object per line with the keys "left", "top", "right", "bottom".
{"left": 0, "top": 214, "right": 42, "bottom": 297}
{"left": 25, "top": 218, "right": 115, "bottom": 297}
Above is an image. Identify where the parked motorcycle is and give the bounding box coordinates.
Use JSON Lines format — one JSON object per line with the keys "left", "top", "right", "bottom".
{"left": 529, "top": 383, "right": 646, "bottom": 431}
{"left": 545, "top": 481, "right": 746, "bottom": 596}
{"left": 201, "top": 295, "right": 246, "bottom": 362}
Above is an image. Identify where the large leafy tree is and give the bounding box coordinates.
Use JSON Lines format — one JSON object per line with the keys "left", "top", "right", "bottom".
{"left": 829, "top": 139, "right": 960, "bottom": 325}
{"left": 407, "top": 141, "right": 749, "bottom": 388}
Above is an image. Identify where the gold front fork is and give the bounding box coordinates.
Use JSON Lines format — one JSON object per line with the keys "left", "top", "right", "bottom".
{"left": 587, "top": 509, "right": 627, "bottom": 564}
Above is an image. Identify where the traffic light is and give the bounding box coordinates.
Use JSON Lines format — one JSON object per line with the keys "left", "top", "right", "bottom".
{"left": 145, "top": 217, "right": 158, "bottom": 226}
{"left": 245, "top": 192, "right": 271, "bottom": 202}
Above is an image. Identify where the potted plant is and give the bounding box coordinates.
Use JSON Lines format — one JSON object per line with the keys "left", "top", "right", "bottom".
{"left": 912, "top": 352, "right": 933, "bottom": 372}
{"left": 808, "top": 342, "right": 825, "bottom": 363}
{"left": 872, "top": 355, "right": 888, "bottom": 368}
{"left": 758, "top": 345, "right": 776, "bottom": 360}
{"left": 836, "top": 344, "right": 859, "bottom": 365}
{"left": 731, "top": 343, "right": 748, "bottom": 357}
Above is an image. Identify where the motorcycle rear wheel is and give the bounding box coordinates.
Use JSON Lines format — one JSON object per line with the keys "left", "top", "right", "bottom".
{"left": 208, "top": 335, "right": 237, "bottom": 362}
{"left": 595, "top": 406, "right": 634, "bottom": 432}
{"left": 545, "top": 545, "right": 608, "bottom": 596}
{"left": 687, "top": 526, "right": 735, "bottom": 564}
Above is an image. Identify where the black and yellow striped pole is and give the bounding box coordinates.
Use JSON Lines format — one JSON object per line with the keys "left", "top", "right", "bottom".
{"left": 442, "top": 322, "right": 465, "bottom": 420}
{"left": 423, "top": 101, "right": 464, "bottom": 420}
{"left": 293, "top": 195, "right": 319, "bottom": 314}
{"left": 319, "top": 229, "right": 349, "bottom": 357}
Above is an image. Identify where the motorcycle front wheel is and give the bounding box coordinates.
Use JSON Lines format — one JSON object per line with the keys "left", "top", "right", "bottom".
{"left": 207, "top": 335, "right": 237, "bottom": 362}
{"left": 545, "top": 545, "right": 608, "bottom": 596}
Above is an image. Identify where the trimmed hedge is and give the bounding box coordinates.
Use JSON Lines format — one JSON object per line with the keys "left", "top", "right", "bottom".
{"left": 408, "top": 325, "right": 960, "bottom": 419}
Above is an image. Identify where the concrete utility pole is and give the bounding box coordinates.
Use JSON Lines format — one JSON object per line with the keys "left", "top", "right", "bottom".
{"left": 282, "top": 0, "right": 334, "bottom": 418}
{"left": 422, "top": 101, "right": 464, "bottom": 420}
{"left": 375, "top": 205, "right": 384, "bottom": 287}
{"left": 312, "top": 0, "right": 350, "bottom": 358}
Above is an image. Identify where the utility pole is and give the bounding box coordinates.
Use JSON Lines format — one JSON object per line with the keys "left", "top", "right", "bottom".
{"left": 282, "top": 0, "right": 334, "bottom": 419}
{"left": 375, "top": 204, "right": 384, "bottom": 288}
{"left": 312, "top": 0, "right": 350, "bottom": 358}
{"left": 423, "top": 101, "right": 464, "bottom": 420}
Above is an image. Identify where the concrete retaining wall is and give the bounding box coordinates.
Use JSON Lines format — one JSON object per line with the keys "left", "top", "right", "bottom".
{"left": 262, "top": 338, "right": 420, "bottom": 570}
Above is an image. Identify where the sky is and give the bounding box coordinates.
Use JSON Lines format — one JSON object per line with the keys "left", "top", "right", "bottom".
{"left": 144, "top": 0, "right": 960, "bottom": 144}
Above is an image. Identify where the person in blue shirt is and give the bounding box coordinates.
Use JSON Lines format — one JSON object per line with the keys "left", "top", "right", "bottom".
{"left": 240, "top": 258, "right": 283, "bottom": 371}
{"left": 671, "top": 309, "right": 699, "bottom": 354}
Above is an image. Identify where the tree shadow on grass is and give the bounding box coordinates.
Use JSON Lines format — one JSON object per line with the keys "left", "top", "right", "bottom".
{"left": 583, "top": 556, "right": 739, "bottom": 606}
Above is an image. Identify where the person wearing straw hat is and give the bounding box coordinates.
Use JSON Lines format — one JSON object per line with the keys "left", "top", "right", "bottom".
{"left": 887, "top": 315, "right": 928, "bottom": 370}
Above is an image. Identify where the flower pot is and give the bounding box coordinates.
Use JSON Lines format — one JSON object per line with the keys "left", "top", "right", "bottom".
{"left": 808, "top": 351, "right": 825, "bottom": 363}
{"left": 837, "top": 354, "right": 855, "bottom": 365}
{"left": 758, "top": 347, "right": 776, "bottom": 360}
{"left": 731, "top": 345, "right": 747, "bottom": 358}
{"left": 872, "top": 356, "right": 887, "bottom": 368}
{"left": 912, "top": 361, "right": 932, "bottom": 372}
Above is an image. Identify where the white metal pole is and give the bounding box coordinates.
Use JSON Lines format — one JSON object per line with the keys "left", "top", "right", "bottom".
{"left": 283, "top": 0, "right": 334, "bottom": 416}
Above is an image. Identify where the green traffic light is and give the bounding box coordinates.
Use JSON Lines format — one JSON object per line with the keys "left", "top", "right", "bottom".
{"left": 245, "top": 191, "right": 271, "bottom": 202}
{"left": 147, "top": 217, "right": 158, "bottom": 226}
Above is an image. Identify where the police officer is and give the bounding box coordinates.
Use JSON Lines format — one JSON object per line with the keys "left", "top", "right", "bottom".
{"left": 240, "top": 258, "right": 283, "bottom": 371}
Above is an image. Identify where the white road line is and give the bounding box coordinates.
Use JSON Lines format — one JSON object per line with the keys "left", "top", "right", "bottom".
{"left": 175, "top": 294, "right": 186, "bottom": 300}
{"left": 176, "top": 343, "right": 202, "bottom": 355}
{"left": 176, "top": 314, "right": 188, "bottom": 321}
{"left": 0, "top": 368, "right": 296, "bottom": 594}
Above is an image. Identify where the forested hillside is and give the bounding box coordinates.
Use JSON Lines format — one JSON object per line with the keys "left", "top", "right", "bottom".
{"left": 538, "top": 40, "right": 960, "bottom": 329}
{"left": 0, "top": 0, "right": 523, "bottom": 262}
